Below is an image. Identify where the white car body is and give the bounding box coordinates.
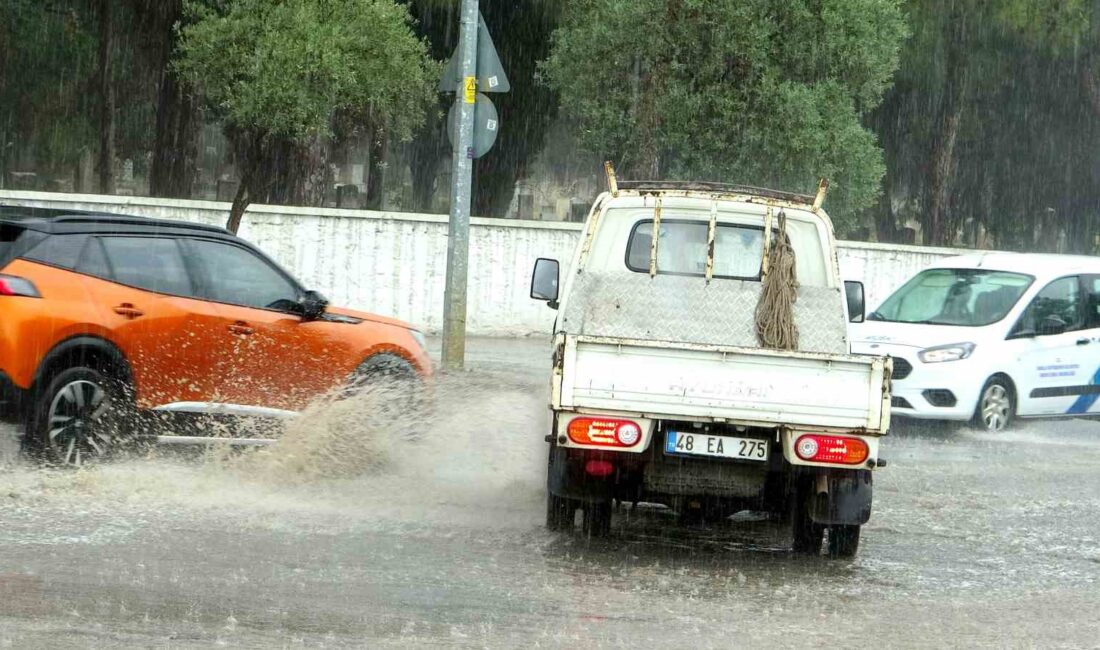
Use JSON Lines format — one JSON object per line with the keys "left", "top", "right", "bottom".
{"left": 850, "top": 252, "right": 1100, "bottom": 427}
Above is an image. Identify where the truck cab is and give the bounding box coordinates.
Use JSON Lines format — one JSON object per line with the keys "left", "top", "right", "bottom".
{"left": 530, "top": 178, "right": 890, "bottom": 557}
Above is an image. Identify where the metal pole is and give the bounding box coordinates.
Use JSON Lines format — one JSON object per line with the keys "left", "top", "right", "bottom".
{"left": 442, "top": 0, "right": 479, "bottom": 371}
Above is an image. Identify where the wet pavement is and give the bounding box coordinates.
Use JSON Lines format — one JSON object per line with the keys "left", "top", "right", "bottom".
{"left": 0, "top": 337, "right": 1098, "bottom": 648}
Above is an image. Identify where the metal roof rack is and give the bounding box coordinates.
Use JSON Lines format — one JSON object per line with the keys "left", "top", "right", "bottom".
{"left": 613, "top": 180, "right": 816, "bottom": 205}
{"left": 602, "top": 162, "right": 826, "bottom": 207}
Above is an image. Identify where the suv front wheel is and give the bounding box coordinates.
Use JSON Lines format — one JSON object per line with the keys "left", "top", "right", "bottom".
{"left": 28, "top": 367, "right": 131, "bottom": 467}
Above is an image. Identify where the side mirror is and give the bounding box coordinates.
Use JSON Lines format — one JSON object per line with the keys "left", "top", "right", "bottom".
{"left": 844, "top": 280, "right": 865, "bottom": 323}
{"left": 531, "top": 258, "right": 560, "bottom": 309}
{"left": 299, "top": 289, "right": 329, "bottom": 321}
{"left": 1038, "top": 315, "right": 1067, "bottom": 336}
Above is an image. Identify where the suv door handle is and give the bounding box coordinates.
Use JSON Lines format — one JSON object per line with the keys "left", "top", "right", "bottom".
{"left": 112, "top": 303, "right": 144, "bottom": 319}
{"left": 1077, "top": 338, "right": 1091, "bottom": 345}
{"left": 228, "top": 322, "right": 254, "bottom": 336}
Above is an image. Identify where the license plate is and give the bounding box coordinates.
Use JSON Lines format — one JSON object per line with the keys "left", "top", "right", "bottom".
{"left": 665, "top": 431, "right": 769, "bottom": 462}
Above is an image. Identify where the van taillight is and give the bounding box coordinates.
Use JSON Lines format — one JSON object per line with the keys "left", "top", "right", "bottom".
{"left": 0, "top": 275, "right": 40, "bottom": 298}
{"left": 794, "top": 434, "right": 869, "bottom": 465}
{"left": 567, "top": 417, "right": 643, "bottom": 447}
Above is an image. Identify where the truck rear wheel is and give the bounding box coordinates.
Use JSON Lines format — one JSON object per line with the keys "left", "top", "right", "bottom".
{"left": 827, "top": 525, "right": 861, "bottom": 558}
{"left": 546, "top": 493, "right": 577, "bottom": 531}
{"left": 791, "top": 480, "right": 824, "bottom": 554}
{"left": 581, "top": 500, "right": 612, "bottom": 538}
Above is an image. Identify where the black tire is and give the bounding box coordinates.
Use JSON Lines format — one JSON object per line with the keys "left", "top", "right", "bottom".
{"left": 971, "top": 375, "right": 1015, "bottom": 432}
{"left": 827, "top": 525, "right": 861, "bottom": 558}
{"left": 27, "top": 366, "right": 132, "bottom": 467}
{"left": 791, "top": 480, "right": 824, "bottom": 555}
{"left": 346, "top": 354, "right": 426, "bottom": 434}
{"left": 546, "top": 493, "right": 577, "bottom": 531}
{"left": 581, "top": 500, "right": 612, "bottom": 538}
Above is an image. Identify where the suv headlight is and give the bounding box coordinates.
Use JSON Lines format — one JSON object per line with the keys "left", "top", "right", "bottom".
{"left": 409, "top": 329, "right": 427, "bottom": 351}
{"left": 918, "top": 342, "right": 976, "bottom": 363}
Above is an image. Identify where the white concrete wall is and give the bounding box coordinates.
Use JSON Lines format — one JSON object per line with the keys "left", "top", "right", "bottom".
{"left": 1, "top": 190, "right": 976, "bottom": 335}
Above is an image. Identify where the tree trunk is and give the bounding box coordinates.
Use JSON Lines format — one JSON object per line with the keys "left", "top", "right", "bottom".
{"left": 262, "top": 135, "right": 328, "bottom": 207}
{"left": 874, "top": 188, "right": 897, "bottom": 243}
{"left": 924, "top": 15, "right": 968, "bottom": 247}
{"left": 408, "top": 115, "right": 446, "bottom": 213}
{"left": 227, "top": 177, "right": 250, "bottom": 234}
{"left": 149, "top": 67, "right": 200, "bottom": 198}
{"left": 365, "top": 125, "right": 387, "bottom": 210}
{"left": 97, "top": 0, "right": 116, "bottom": 195}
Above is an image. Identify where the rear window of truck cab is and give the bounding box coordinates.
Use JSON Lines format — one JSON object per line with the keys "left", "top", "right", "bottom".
{"left": 626, "top": 219, "right": 765, "bottom": 279}
{"left": 618, "top": 210, "right": 829, "bottom": 286}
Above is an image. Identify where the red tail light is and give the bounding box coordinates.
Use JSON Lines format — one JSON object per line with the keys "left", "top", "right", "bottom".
{"left": 585, "top": 460, "right": 615, "bottom": 477}
{"left": 567, "top": 417, "right": 643, "bottom": 447}
{"left": 0, "top": 275, "right": 40, "bottom": 298}
{"left": 794, "top": 434, "right": 869, "bottom": 465}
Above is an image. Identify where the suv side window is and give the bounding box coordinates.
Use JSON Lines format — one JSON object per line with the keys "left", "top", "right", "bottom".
{"left": 100, "top": 236, "right": 194, "bottom": 297}
{"left": 186, "top": 238, "right": 299, "bottom": 311}
{"left": 1084, "top": 275, "right": 1100, "bottom": 329}
{"left": 76, "top": 237, "right": 112, "bottom": 279}
{"left": 1011, "top": 275, "right": 1082, "bottom": 336}
{"left": 23, "top": 234, "right": 87, "bottom": 269}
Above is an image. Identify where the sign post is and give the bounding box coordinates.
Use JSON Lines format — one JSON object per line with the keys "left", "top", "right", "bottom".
{"left": 441, "top": 0, "right": 480, "bottom": 371}
{"left": 440, "top": 3, "right": 510, "bottom": 371}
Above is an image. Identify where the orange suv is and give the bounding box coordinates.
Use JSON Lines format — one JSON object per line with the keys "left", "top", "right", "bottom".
{"left": 0, "top": 207, "right": 431, "bottom": 465}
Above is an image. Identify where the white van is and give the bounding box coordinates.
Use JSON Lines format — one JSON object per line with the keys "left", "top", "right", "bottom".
{"left": 851, "top": 253, "right": 1100, "bottom": 431}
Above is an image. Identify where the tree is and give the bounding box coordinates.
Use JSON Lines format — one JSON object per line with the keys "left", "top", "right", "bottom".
{"left": 175, "top": 0, "right": 437, "bottom": 232}
{"left": 871, "top": 0, "right": 1100, "bottom": 249}
{"left": 125, "top": 0, "right": 203, "bottom": 199}
{"left": 0, "top": 1, "right": 98, "bottom": 189}
{"left": 401, "top": 0, "right": 561, "bottom": 217}
{"left": 542, "top": 0, "right": 907, "bottom": 227}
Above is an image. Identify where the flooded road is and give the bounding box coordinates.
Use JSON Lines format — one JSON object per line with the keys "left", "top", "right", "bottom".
{"left": 0, "top": 338, "right": 1098, "bottom": 648}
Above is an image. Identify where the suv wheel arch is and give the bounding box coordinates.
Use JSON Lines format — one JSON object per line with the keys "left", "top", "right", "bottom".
{"left": 32, "top": 336, "right": 134, "bottom": 401}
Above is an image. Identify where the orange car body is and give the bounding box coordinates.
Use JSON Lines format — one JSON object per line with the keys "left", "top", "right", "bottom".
{"left": 0, "top": 209, "right": 431, "bottom": 419}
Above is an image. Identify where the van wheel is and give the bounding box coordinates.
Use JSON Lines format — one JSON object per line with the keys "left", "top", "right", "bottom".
{"left": 28, "top": 367, "right": 131, "bottom": 467}
{"left": 827, "top": 525, "right": 861, "bottom": 558}
{"left": 581, "top": 500, "right": 612, "bottom": 538}
{"left": 972, "top": 376, "right": 1014, "bottom": 432}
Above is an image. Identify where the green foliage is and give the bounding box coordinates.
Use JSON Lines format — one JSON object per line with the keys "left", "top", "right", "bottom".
{"left": 542, "top": 0, "right": 907, "bottom": 226}
{"left": 175, "top": 0, "right": 437, "bottom": 143}
{"left": 0, "top": 1, "right": 98, "bottom": 170}
{"left": 872, "top": 0, "right": 1100, "bottom": 249}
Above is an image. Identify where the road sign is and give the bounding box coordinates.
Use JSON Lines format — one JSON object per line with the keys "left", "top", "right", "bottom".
{"left": 447, "top": 92, "right": 499, "bottom": 159}
{"left": 439, "top": 12, "right": 510, "bottom": 93}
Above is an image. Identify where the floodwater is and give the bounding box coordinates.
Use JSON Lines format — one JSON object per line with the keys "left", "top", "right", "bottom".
{"left": 0, "top": 338, "right": 1097, "bottom": 648}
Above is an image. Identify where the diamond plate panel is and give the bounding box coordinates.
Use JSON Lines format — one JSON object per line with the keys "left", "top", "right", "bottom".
{"left": 561, "top": 272, "right": 847, "bottom": 354}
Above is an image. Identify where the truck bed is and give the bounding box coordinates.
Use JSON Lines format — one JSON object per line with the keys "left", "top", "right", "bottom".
{"left": 557, "top": 336, "right": 891, "bottom": 433}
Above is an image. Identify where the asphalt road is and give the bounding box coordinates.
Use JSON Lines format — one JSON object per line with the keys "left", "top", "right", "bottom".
{"left": 0, "top": 337, "right": 1098, "bottom": 648}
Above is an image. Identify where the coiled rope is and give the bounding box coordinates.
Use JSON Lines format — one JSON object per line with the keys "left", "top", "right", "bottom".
{"left": 755, "top": 209, "right": 799, "bottom": 350}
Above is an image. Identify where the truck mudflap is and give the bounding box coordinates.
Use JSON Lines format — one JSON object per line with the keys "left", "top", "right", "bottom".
{"left": 806, "top": 469, "right": 873, "bottom": 526}
{"left": 547, "top": 445, "right": 614, "bottom": 504}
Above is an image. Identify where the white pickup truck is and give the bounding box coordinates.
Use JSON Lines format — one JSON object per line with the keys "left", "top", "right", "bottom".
{"left": 530, "top": 177, "right": 891, "bottom": 557}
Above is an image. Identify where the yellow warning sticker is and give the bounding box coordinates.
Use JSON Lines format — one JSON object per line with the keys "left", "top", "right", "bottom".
{"left": 463, "top": 76, "right": 476, "bottom": 104}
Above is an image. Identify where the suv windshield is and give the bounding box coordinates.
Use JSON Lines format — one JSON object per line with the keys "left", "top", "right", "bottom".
{"left": 869, "top": 268, "right": 1033, "bottom": 326}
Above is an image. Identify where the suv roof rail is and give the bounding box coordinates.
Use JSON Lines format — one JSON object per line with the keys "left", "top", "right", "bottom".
{"left": 0, "top": 205, "right": 229, "bottom": 234}
{"left": 613, "top": 180, "right": 816, "bottom": 205}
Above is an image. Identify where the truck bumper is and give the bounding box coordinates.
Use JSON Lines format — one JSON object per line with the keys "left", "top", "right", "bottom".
{"left": 549, "top": 442, "right": 874, "bottom": 526}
